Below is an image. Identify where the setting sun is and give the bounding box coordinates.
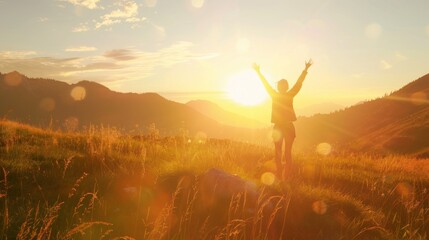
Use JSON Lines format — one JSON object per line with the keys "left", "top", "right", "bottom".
{"left": 226, "top": 70, "right": 269, "bottom": 106}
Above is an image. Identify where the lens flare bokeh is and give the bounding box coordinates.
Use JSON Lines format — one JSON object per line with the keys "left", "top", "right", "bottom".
{"left": 71, "top": 86, "right": 86, "bottom": 101}
{"left": 261, "top": 172, "right": 276, "bottom": 186}
{"left": 316, "top": 142, "right": 332, "bottom": 156}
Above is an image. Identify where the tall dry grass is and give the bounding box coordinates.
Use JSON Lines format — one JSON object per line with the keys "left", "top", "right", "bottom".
{"left": 0, "top": 119, "right": 428, "bottom": 239}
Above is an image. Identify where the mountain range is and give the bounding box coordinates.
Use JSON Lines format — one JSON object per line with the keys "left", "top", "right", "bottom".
{"left": 1, "top": 71, "right": 428, "bottom": 157}
{"left": 0, "top": 71, "right": 266, "bottom": 140}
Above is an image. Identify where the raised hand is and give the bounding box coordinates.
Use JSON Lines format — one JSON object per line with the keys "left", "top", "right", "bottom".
{"left": 305, "top": 59, "right": 313, "bottom": 71}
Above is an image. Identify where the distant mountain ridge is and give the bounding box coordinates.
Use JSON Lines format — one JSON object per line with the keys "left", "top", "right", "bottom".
{"left": 0, "top": 71, "right": 263, "bottom": 139}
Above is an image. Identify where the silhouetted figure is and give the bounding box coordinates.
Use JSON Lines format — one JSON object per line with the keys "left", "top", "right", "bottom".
{"left": 253, "top": 60, "right": 313, "bottom": 178}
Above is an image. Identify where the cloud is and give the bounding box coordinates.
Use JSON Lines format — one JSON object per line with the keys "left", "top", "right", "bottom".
{"left": 126, "top": 17, "right": 146, "bottom": 23}
{"left": 365, "top": 23, "right": 382, "bottom": 40}
{"left": 104, "top": 1, "right": 138, "bottom": 19}
{"left": 65, "top": 46, "right": 98, "bottom": 52}
{"left": 0, "top": 51, "right": 37, "bottom": 59}
{"left": 0, "top": 42, "right": 218, "bottom": 88}
{"left": 395, "top": 52, "right": 408, "bottom": 61}
{"left": 377, "top": 52, "right": 407, "bottom": 71}
{"left": 59, "top": 62, "right": 123, "bottom": 76}
{"left": 66, "top": 0, "right": 146, "bottom": 31}
{"left": 72, "top": 23, "right": 90, "bottom": 32}
{"left": 95, "top": 19, "right": 121, "bottom": 29}
{"left": 64, "top": 0, "right": 100, "bottom": 9}
{"left": 380, "top": 60, "right": 392, "bottom": 70}
{"left": 0, "top": 55, "right": 85, "bottom": 77}
{"left": 95, "top": 0, "right": 145, "bottom": 29}
{"left": 104, "top": 49, "right": 137, "bottom": 61}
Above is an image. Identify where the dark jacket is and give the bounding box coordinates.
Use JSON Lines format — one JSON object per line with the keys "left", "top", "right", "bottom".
{"left": 259, "top": 70, "right": 307, "bottom": 124}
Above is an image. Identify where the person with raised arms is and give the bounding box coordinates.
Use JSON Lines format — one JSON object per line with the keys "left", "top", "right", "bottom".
{"left": 253, "top": 59, "right": 313, "bottom": 178}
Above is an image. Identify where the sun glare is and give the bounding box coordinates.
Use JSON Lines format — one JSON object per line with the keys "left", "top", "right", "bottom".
{"left": 236, "top": 37, "right": 250, "bottom": 53}
{"left": 226, "top": 70, "right": 269, "bottom": 106}
{"left": 190, "top": 0, "right": 204, "bottom": 8}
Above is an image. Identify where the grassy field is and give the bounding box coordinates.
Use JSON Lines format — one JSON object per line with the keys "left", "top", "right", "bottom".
{"left": 0, "top": 120, "right": 428, "bottom": 239}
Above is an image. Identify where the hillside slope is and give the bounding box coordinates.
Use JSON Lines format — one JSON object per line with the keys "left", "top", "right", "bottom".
{"left": 356, "top": 107, "right": 429, "bottom": 157}
{"left": 295, "top": 73, "right": 429, "bottom": 156}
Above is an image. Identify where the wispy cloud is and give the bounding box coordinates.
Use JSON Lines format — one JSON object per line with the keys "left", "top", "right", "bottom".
{"left": 0, "top": 42, "right": 218, "bottom": 88}
{"left": 104, "top": 49, "right": 137, "bottom": 61}
{"left": 0, "top": 54, "right": 84, "bottom": 78}
{"left": 67, "top": 0, "right": 147, "bottom": 31}
{"left": 95, "top": 0, "right": 145, "bottom": 29}
{"left": 395, "top": 52, "right": 408, "bottom": 61}
{"left": 126, "top": 17, "right": 146, "bottom": 23}
{"left": 65, "top": 46, "right": 98, "bottom": 52}
{"left": 64, "top": 0, "right": 100, "bottom": 9}
{"left": 380, "top": 60, "right": 392, "bottom": 70}
{"left": 72, "top": 23, "right": 90, "bottom": 32}
{"left": 0, "top": 51, "right": 37, "bottom": 59}
{"left": 59, "top": 61, "right": 123, "bottom": 77}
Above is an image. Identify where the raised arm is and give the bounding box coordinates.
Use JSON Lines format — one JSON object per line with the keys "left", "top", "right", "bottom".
{"left": 253, "top": 63, "right": 275, "bottom": 96}
{"left": 288, "top": 59, "right": 313, "bottom": 96}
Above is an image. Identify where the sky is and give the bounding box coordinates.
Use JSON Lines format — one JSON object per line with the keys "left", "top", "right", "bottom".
{"left": 1, "top": 0, "right": 429, "bottom": 119}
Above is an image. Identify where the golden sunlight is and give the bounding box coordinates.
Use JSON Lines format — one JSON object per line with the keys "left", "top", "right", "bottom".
{"left": 410, "top": 92, "right": 427, "bottom": 105}
{"left": 226, "top": 70, "right": 269, "bottom": 106}
{"left": 236, "top": 37, "right": 251, "bottom": 53}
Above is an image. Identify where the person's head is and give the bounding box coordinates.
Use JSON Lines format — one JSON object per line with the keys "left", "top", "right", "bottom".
{"left": 277, "top": 79, "right": 289, "bottom": 93}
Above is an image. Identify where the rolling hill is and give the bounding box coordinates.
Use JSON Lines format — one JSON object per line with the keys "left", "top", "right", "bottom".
{"left": 294, "top": 73, "right": 429, "bottom": 157}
